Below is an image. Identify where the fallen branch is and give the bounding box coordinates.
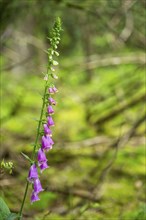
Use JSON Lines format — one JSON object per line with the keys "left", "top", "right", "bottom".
{"left": 61, "top": 136, "right": 110, "bottom": 149}
{"left": 63, "top": 54, "right": 145, "bottom": 69}
{"left": 45, "top": 186, "right": 100, "bottom": 203}
{"left": 94, "top": 93, "right": 145, "bottom": 127}
{"left": 84, "top": 54, "right": 145, "bottom": 69}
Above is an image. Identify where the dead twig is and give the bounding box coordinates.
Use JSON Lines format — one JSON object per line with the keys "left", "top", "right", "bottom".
{"left": 45, "top": 186, "right": 100, "bottom": 203}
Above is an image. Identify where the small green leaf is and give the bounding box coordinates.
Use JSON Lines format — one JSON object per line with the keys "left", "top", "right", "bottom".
{"left": 0, "top": 197, "right": 10, "bottom": 220}
{"left": 21, "top": 152, "right": 33, "bottom": 163}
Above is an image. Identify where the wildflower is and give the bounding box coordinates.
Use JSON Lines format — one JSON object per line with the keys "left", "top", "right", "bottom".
{"left": 48, "top": 86, "right": 58, "bottom": 94}
{"left": 19, "top": 18, "right": 62, "bottom": 210}
{"left": 37, "top": 148, "right": 47, "bottom": 166}
{"left": 48, "top": 87, "right": 54, "bottom": 94}
{"left": 53, "top": 86, "right": 58, "bottom": 93}
{"left": 47, "top": 105, "right": 54, "bottom": 114}
{"left": 31, "top": 191, "right": 40, "bottom": 203}
{"left": 27, "top": 164, "right": 38, "bottom": 183}
{"left": 33, "top": 178, "right": 44, "bottom": 194}
{"left": 39, "top": 161, "right": 49, "bottom": 172}
{"left": 48, "top": 97, "right": 56, "bottom": 105}
{"left": 41, "top": 135, "right": 54, "bottom": 151}
{"left": 47, "top": 116, "right": 55, "bottom": 126}
{"left": 43, "top": 124, "right": 52, "bottom": 136}
{"left": 46, "top": 135, "right": 54, "bottom": 145}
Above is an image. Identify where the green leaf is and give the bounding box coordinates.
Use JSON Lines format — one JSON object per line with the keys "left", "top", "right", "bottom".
{"left": 21, "top": 152, "right": 33, "bottom": 163}
{"left": 133, "top": 204, "right": 146, "bottom": 220}
{"left": 0, "top": 197, "right": 10, "bottom": 220}
{"left": 7, "top": 213, "right": 18, "bottom": 220}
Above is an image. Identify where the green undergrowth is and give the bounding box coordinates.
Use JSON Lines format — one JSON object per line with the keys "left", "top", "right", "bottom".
{"left": 1, "top": 57, "right": 145, "bottom": 220}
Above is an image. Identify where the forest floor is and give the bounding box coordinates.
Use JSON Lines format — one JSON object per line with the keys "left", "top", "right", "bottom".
{"left": 0, "top": 62, "right": 145, "bottom": 220}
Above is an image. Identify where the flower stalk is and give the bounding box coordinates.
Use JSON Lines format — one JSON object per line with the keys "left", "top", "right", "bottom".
{"left": 18, "top": 17, "right": 62, "bottom": 219}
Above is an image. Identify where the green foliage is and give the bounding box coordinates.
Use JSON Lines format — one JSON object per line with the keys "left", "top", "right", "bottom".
{"left": 122, "top": 204, "right": 146, "bottom": 220}
{"left": 133, "top": 204, "right": 146, "bottom": 220}
{"left": 1, "top": 160, "right": 14, "bottom": 174}
{"left": 7, "top": 213, "right": 18, "bottom": 220}
{"left": 0, "top": 197, "right": 10, "bottom": 220}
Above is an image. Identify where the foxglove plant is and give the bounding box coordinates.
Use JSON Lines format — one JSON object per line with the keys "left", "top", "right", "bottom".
{"left": 18, "top": 18, "right": 62, "bottom": 219}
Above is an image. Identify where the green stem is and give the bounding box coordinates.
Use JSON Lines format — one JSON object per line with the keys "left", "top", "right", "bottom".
{"left": 18, "top": 81, "right": 48, "bottom": 219}
{"left": 32, "top": 82, "right": 48, "bottom": 159}
{"left": 18, "top": 181, "right": 29, "bottom": 220}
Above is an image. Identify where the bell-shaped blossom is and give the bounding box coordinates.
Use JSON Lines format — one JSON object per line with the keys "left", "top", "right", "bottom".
{"left": 48, "top": 86, "right": 58, "bottom": 94}
{"left": 53, "top": 86, "right": 58, "bottom": 93}
{"left": 33, "top": 178, "right": 44, "bottom": 194}
{"left": 43, "top": 124, "right": 52, "bottom": 136}
{"left": 37, "top": 148, "right": 47, "bottom": 166}
{"left": 28, "top": 164, "right": 38, "bottom": 183}
{"left": 47, "top": 105, "right": 54, "bottom": 115}
{"left": 48, "top": 97, "right": 56, "bottom": 105}
{"left": 40, "top": 161, "right": 49, "bottom": 172}
{"left": 41, "top": 135, "right": 53, "bottom": 151}
{"left": 46, "top": 135, "right": 54, "bottom": 145}
{"left": 47, "top": 116, "right": 55, "bottom": 127}
{"left": 31, "top": 191, "right": 40, "bottom": 203}
{"left": 48, "top": 87, "right": 54, "bottom": 94}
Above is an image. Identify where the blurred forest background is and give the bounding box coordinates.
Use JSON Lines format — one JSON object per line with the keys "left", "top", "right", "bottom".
{"left": 0, "top": 0, "right": 145, "bottom": 219}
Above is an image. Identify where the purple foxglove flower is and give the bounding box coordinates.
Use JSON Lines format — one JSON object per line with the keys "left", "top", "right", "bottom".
{"left": 47, "top": 116, "right": 55, "bottom": 127}
{"left": 31, "top": 190, "right": 40, "bottom": 203}
{"left": 37, "top": 148, "right": 47, "bottom": 166}
{"left": 48, "top": 97, "right": 56, "bottom": 105}
{"left": 41, "top": 135, "right": 53, "bottom": 151}
{"left": 48, "top": 87, "right": 54, "bottom": 94}
{"left": 40, "top": 161, "right": 49, "bottom": 172}
{"left": 43, "top": 124, "right": 52, "bottom": 136}
{"left": 46, "top": 135, "right": 54, "bottom": 145}
{"left": 53, "top": 86, "right": 58, "bottom": 93}
{"left": 33, "top": 178, "right": 44, "bottom": 194}
{"left": 47, "top": 105, "right": 54, "bottom": 115}
{"left": 28, "top": 164, "right": 38, "bottom": 183}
